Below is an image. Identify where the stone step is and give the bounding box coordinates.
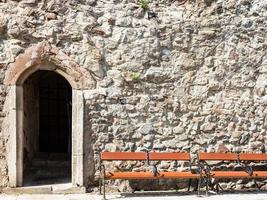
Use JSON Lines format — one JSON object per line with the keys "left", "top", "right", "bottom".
{"left": 31, "top": 159, "right": 70, "bottom": 168}
{"left": 2, "top": 184, "right": 86, "bottom": 194}
{"left": 52, "top": 183, "right": 86, "bottom": 194}
{"left": 23, "top": 153, "right": 72, "bottom": 187}
{"left": 31, "top": 153, "right": 71, "bottom": 168}
{"left": 29, "top": 167, "right": 71, "bottom": 179}
{"left": 35, "top": 152, "right": 70, "bottom": 159}
{"left": 2, "top": 185, "right": 53, "bottom": 194}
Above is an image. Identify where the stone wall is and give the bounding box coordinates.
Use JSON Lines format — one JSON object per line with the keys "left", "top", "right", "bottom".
{"left": 1, "top": 0, "right": 267, "bottom": 190}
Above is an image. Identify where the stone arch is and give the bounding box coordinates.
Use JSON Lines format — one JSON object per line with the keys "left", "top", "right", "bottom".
{"left": 4, "top": 41, "right": 95, "bottom": 89}
{"left": 4, "top": 42, "right": 94, "bottom": 188}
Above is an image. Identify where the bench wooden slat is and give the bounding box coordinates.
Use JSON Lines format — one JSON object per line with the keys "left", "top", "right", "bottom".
{"left": 101, "top": 152, "right": 146, "bottom": 161}
{"left": 210, "top": 171, "right": 267, "bottom": 178}
{"left": 239, "top": 153, "right": 267, "bottom": 161}
{"left": 252, "top": 171, "right": 267, "bottom": 177}
{"left": 159, "top": 171, "right": 199, "bottom": 179}
{"left": 105, "top": 171, "right": 199, "bottom": 179}
{"left": 198, "top": 152, "right": 238, "bottom": 161}
{"left": 149, "top": 152, "right": 190, "bottom": 161}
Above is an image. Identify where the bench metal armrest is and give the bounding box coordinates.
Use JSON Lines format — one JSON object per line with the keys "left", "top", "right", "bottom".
{"left": 199, "top": 161, "right": 212, "bottom": 176}
{"left": 99, "top": 164, "right": 106, "bottom": 176}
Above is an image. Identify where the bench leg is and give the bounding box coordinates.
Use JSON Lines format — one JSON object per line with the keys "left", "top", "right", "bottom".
{"left": 103, "top": 177, "right": 106, "bottom": 200}
{"left": 215, "top": 183, "right": 219, "bottom": 193}
{"left": 197, "top": 174, "right": 202, "bottom": 197}
{"left": 197, "top": 179, "right": 200, "bottom": 197}
{"left": 254, "top": 179, "right": 261, "bottom": 191}
{"left": 219, "top": 183, "right": 223, "bottom": 193}
{"left": 206, "top": 179, "right": 220, "bottom": 194}
{"left": 198, "top": 177, "right": 203, "bottom": 197}
{"left": 215, "top": 182, "right": 223, "bottom": 194}
{"left": 99, "top": 177, "right": 102, "bottom": 195}
{"left": 193, "top": 180, "right": 198, "bottom": 192}
{"left": 99, "top": 161, "right": 103, "bottom": 195}
{"left": 205, "top": 176, "right": 209, "bottom": 196}
{"left": 187, "top": 179, "right": 192, "bottom": 192}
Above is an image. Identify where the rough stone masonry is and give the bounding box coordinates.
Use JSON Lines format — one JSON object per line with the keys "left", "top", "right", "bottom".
{"left": 0, "top": 0, "right": 267, "bottom": 192}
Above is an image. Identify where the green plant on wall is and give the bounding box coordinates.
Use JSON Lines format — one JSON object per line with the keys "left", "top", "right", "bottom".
{"left": 130, "top": 72, "right": 141, "bottom": 81}
{"left": 139, "top": 0, "right": 149, "bottom": 10}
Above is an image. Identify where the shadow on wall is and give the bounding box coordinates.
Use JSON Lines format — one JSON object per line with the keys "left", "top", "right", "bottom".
{"left": 84, "top": 104, "right": 96, "bottom": 186}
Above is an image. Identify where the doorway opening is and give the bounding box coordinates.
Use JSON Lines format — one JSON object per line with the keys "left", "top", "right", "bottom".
{"left": 23, "top": 70, "right": 72, "bottom": 186}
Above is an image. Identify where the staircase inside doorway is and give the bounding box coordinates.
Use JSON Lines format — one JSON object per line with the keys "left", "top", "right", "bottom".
{"left": 23, "top": 153, "right": 71, "bottom": 186}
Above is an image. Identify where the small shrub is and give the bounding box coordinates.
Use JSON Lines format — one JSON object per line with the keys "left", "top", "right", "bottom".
{"left": 139, "top": 0, "right": 149, "bottom": 10}
{"left": 130, "top": 72, "right": 141, "bottom": 81}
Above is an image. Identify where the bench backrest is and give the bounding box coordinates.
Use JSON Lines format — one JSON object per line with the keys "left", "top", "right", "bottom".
{"left": 101, "top": 152, "right": 190, "bottom": 161}
{"left": 198, "top": 152, "right": 238, "bottom": 161}
{"left": 149, "top": 152, "right": 190, "bottom": 161}
{"left": 239, "top": 153, "right": 267, "bottom": 161}
{"left": 101, "top": 152, "right": 146, "bottom": 161}
{"left": 102, "top": 152, "right": 267, "bottom": 162}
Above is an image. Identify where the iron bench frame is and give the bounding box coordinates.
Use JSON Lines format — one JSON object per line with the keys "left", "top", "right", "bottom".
{"left": 99, "top": 151, "right": 200, "bottom": 199}
{"left": 198, "top": 152, "right": 267, "bottom": 195}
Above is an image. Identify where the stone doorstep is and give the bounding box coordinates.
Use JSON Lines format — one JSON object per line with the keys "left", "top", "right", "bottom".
{"left": 1, "top": 183, "right": 86, "bottom": 194}
{"left": 2, "top": 185, "right": 53, "bottom": 194}
{"left": 52, "top": 183, "right": 86, "bottom": 194}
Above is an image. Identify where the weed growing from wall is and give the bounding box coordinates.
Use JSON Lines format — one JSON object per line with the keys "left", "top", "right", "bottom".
{"left": 139, "top": 0, "right": 149, "bottom": 10}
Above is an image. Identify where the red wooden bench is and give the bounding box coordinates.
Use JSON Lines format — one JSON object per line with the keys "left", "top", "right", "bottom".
{"left": 198, "top": 152, "right": 267, "bottom": 195}
{"left": 99, "top": 152, "right": 199, "bottom": 199}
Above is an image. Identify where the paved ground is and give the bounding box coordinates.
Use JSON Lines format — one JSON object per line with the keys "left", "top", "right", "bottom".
{"left": 1, "top": 192, "right": 267, "bottom": 200}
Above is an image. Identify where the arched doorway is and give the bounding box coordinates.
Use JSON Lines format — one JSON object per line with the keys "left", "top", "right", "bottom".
{"left": 23, "top": 70, "right": 72, "bottom": 185}
{"left": 3, "top": 42, "right": 95, "bottom": 187}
